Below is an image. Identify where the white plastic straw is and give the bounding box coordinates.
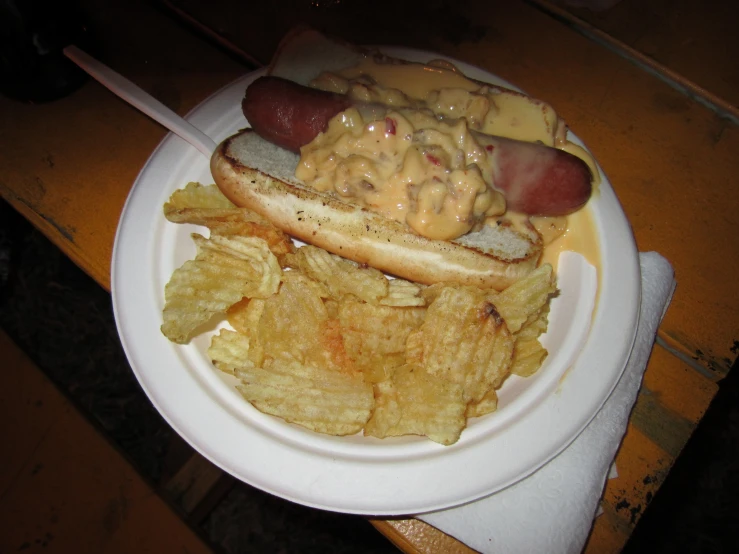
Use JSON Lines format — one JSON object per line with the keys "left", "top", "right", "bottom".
{"left": 63, "top": 45, "right": 217, "bottom": 157}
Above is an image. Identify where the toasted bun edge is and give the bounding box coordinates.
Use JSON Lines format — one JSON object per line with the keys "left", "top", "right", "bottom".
{"left": 211, "top": 130, "right": 542, "bottom": 290}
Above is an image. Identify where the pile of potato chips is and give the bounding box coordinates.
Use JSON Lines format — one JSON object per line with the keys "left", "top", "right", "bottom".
{"left": 161, "top": 182, "right": 556, "bottom": 445}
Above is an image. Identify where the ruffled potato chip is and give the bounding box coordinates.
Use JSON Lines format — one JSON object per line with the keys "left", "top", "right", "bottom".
{"left": 289, "top": 245, "right": 388, "bottom": 303}
{"left": 487, "top": 263, "right": 555, "bottom": 333}
{"left": 209, "top": 221, "right": 296, "bottom": 264}
{"left": 208, "top": 329, "right": 251, "bottom": 375}
{"left": 406, "top": 285, "right": 514, "bottom": 404}
{"left": 510, "top": 305, "right": 550, "bottom": 377}
{"left": 465, "top": 388, "right": 498, "bottom": 418}
{"left": 379, "top": 278, "right": 426, "bottom": 307}
{"left": 316, "top": 318, "right": 355, "bottom": 372}
{"left": 161, "top": 234, "right": 281, "bottom": 344}
{"left": 365, "top": 364, "right": 466, "bottom": 445}
{"left": 226, "top": 298, "right": 266, "bottom": 366}
{"left": 163, "top": 183, "right": 295, "bottom": 263}
{"left": 236, "top": 356, "right": 374, "bottom": 436}
{"left": 420, "top": 282, "right": 446, "bottom": 305}
{"left": 226, "top": 298, "right": 258, "bottom": 335}
{"left": 253, "top": 271, "right": 328, "bottom": 365}
{"left": 338, "top": 298, "right": 426, "bottom": 383}
{"left": 163, "top": 182, "right": 235, "bottom": 213}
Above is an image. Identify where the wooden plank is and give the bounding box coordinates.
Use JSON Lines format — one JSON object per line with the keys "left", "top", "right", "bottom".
{"left": 0, "top": 329, "right": 214, "bottom": 554}
{"left": 370, "top": 519, "right": 478, "bottom": 554}
{"left": 548, "top": 0, "right": 739, "bottom": 110}
{"left": 0, "top": 0, "right": 245, "bottom": 527}
{"left": 584, "top": 344, "right": 716, "bottom": 552}
{"left": 642, "top": 339, "right": 721, "bottom": 419}
{"left": 526, "top": 0, "right": 739, "bottom": 125}
{"left": 586, "top": 502, "right": 633, "bottom": 554}
{"left": 603, "top": 425, "right": 672, "bottom": 527}
{"left": 0, "top": 0, "right": 246, "bottom": 292}
{"left": 164, "top": 453, "right": 225, "bottom": 514}
{"left": 156, "top": 434, "right": 235, "bottom": 524}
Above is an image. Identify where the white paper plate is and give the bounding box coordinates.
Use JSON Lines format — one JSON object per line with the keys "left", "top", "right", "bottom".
{"left": 112, "top": 48, "right": 640, "bottom": 516}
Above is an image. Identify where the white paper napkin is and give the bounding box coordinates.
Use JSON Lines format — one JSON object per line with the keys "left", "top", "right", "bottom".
{"left": 418, "top": 252, "right": 676, "bottom": 554}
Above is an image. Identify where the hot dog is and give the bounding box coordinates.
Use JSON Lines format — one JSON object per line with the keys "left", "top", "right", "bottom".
{"left": 211, "top": 29, "right": 598, "bottom": 289}
{"left": 243, "top": 76, "right": 591, "bottom": 216}
{"left": 481, "top": 134, "right": 593, "bottom": 216}
{"left": 212, "top": 129, "right": 543, "bottom": 290}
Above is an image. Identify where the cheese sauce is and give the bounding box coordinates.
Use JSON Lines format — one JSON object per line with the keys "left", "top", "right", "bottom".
{"left": 332, "top": 57, "right": 596, "bottom": 172}
{"left": 301, "top": 57, "right": 601, "bottom": 270}
{"left": 533, "top": 209, "right": 600, "bottom": 272}
{"left": 295, "top": 106, "right": 506, "bottom": 240}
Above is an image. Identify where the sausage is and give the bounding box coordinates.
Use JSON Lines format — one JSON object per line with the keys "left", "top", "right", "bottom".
{"left": 242, "top": 76, "right": 351, "bottom": 153}
{"left": 242, "top": 76, "right": 592, "bottom": 216}
{"left": 476, "top": 134, "right": 593, "bottom": 216}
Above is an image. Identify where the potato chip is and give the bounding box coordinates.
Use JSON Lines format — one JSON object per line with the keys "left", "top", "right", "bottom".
{"left": 465, "top": 388, "right": 498, "bottom": 418}
{"left": 170, "top": 212, "right": 295, "bottom": 263}
{"left": 406, "top": 285, "right": 514, "bottom": 403}
{"left": 365, "top": 364, "right": 466, "bottom": 445}
{"left": 290, "top": 245, "right": 388, "bottom": 303}
{"left": 226, "top": 298, "right": 255, "bottom": 335}
{"left": 226, "top": 298, "right": 266, "bottom": 366}
{"left": 404, "top": 325, "right": 424, "bottom": 363}
{"left": 161, "top": 234, "right": 281, "bottom": 344}
{"left": 164, "top": 183, "right": 295, "bottom": 262}
{"left": 420, "top": 282, "right": 446, "bottom": 305}
{"left": 324, "top": 298, "right": 340, "bottom": 319}
{"left": 338, "top": 298, "right": 426, "bottom": 383}
{"left": 253, "top": 271, "right": 328, "bottom": 365}
{"left": 379, "top": 278, "right": 426, "bottom": 307}
{"left": 209, "top": 221, "right": 295, "bottom": 264}
{"left": 510, "top": 337, "right": 548, "bottom": 378}
{"left": 510, "top": 305, "right": 550, "bottom": 377}
{"left": 165, "top": 207, "right": 247, "bottom": 226}
{"left": 208, "top": 329, "right": 251, "bottom": 375}
{"left": 201, "top": 234, "right": 282, "bottom": 294}
{"left": 164, "top": 203, "right": 267, "bottom": 234}
{"left": 161, "top": 182, "right": 560, "bottom": 445}
{"left": 236, "top": 356, "right": 374, "bottom": 436}
{"left": 317, "top": 318, "right": 355, "bottom": 372}
{"left": 164, "top": 182, "right": 235, "bottom": 213}
{"left": 488, "top": 264, "right": 555, "bottom": 333}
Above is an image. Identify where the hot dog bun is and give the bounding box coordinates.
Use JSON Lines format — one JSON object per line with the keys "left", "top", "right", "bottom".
{"left": 212, "top": 130, "right": 542, "bottom": 290}
{"left": 211, "top": 27, "right": 602, "bottom": 289}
